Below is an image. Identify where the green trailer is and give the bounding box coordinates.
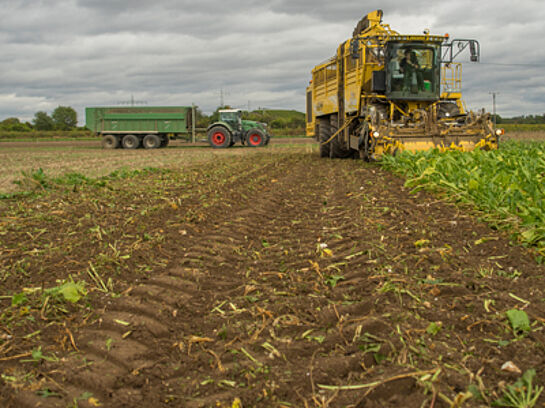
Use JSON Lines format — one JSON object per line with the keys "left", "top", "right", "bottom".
{"left": 85, "top": 106, "right": 195, "bottom": 149}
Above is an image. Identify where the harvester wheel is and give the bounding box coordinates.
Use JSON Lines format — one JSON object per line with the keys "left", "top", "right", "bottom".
{"left": 207, "top": 126, "right": 231, "bottom": 148}
{"left": 143, "top": 134, "right": 161, "bottom": 149}
{"left": 102, "top": 134, "right": 119, "bottom": 149}
{"left": 246, "top": 129, "right": 266, "bottom": 147}
{"left": 359, "top": 132, "right": 370, "bottom": 162}
{"left": 329, "top": 116, "right": 352, "bottom": 159}
{"left": 122, "top": 134, "right": 140, "bottom": 149}
{"left": 318, "top": 118, "right": 331, "bottom": 158}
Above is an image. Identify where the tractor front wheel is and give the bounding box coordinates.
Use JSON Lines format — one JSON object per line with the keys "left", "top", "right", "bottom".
{"left": 208, "top": 126, "right": 231, "bottom": 148}
{"left": 246, "top": 129, "right": 266, "bottom": 147}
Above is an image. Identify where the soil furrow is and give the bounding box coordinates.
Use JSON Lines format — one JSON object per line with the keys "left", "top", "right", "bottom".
{"left": 1, "top": 152, "right": 545, "bottom": 407}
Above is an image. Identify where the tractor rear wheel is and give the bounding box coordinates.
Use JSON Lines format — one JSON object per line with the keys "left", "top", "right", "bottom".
{"left": 102, "top": 134, "right": 119, "bottom": 149}
{"left": 208, "top": 126, "right": 231, "bottom": 148}
{"left": 246, "top": 129, "right": 266, "bottom": 147}
{"left": 122, "top": 134, "right": 140, "bottom": 149}
{"left": 318, "top": 118, "right": 331, "bottom": 158}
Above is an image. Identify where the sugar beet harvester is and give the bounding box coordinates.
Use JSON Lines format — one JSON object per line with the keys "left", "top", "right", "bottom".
{"left": 85, "top": 107, "right": 270, "bottom": 149}
{"left": 306, "top": 10, "right": 502, "bottom": 160}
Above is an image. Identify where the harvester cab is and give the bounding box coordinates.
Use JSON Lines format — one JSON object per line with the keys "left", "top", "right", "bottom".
{"left": 207, "top": 109, "right": 271, "bottom": 149}
{"left": 384, "top": 41, "right": 441, "bottom": 100}
{"left": 306, "top": 10, "right": 502, "bottom": 160}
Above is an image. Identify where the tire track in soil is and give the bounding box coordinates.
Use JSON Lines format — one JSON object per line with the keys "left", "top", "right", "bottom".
{"left": 6, "top": 154, "right": 334, "bottom": 407}
{"left": 5, "top": 153, "right": 545, "bottom": 407}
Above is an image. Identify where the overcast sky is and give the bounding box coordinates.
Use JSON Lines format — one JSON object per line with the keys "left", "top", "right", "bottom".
{"left": 1, "top": 0, "right": 544, "bottom": 125}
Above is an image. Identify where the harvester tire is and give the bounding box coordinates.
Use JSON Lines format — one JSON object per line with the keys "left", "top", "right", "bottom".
{"left": 143, "top": 134, "right": 161, "bottom": 149}
{"left": 102, "top": 134, "right": 119, "bottom": 149}
{"left": 359, "top": 132, "right": 371, "bottom": 162}
{"left": 122, "top": 134, "right": 140, "bottom": 149}
{"left": 208, "top": 126, "right": 231, "bottom": 149}
{"left": 318, "top": 118, "right": 331, "bottom": 158}
{"left": 246, "top": 129, "right": 266, "bottom": 147}
{"left": 329, "top": 116, "right": 352, "bottom": 159}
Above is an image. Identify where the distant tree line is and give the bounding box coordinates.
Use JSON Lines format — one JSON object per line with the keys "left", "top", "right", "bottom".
{"left": 494, "top": 114, "right": 545, "bottom": 124}
{"left": 3, "top": 107, "right": 545, "bottom": 132}
{"left": 0, "top": 106, "right": 78, "bottom": 132}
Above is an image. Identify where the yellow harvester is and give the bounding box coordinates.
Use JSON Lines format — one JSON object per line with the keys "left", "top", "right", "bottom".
{"left": 306, "top": 10, "right": 501, "bottom": 159}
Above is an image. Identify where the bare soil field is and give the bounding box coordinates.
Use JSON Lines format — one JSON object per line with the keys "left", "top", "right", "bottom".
{"left": 0, "top": 138, "right": 312, "bottom": 193}
{"left": 1, "top": 146, "right": 545, "bottom": 407}
{"left": 504, "top": 131, "right": 545, "bottom": 141}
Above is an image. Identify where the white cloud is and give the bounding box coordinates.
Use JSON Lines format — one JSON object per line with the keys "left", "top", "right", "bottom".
{"left": 0, "top": 94, "right": 57, "bottom": 122}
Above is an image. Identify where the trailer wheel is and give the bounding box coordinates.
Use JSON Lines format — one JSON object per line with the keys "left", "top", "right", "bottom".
{"left": 160, "top": 136, "right": 170, "bottom": 147}
{"left": 264, "top": 135, "right": 271, "bottom": 145}
{"left": 102, "top": 134, "right": 119, "bottom": 149}
{"left": 246, "top": 129, "right": 266, "bottom": 147}
{"left": 143, "top": 134, "right": 161, "bottom": 149}
{"left": 208, "top": 126, "right": 231, "bottom": 148}
{"left": 122, "top": 134, "right": 140, "bottom": 149}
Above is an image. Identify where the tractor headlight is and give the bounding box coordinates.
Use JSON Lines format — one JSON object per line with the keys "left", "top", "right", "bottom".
{"left": 495, "top": 128, "right": 505, "bottom": 136}
{"left": 372, "top": 131, "right": 380, "bottom": 138}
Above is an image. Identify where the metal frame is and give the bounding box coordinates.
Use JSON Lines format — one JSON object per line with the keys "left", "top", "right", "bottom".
{"left": 441, "top": 39, "right": 480, "bottom": 63}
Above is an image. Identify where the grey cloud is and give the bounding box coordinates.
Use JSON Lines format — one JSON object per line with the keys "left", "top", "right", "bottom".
{"left": 0, "top": 1, "right": 544, "bottom": 121}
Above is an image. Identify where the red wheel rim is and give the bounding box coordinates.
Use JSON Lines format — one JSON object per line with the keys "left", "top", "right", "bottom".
{"left": 249, "top": 133, "right": 262, "bottom": 146}
{"left": 212, "top": 132, "right": 226, "bottom": 145}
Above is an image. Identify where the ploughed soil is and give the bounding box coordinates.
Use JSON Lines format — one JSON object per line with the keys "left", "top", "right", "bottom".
{"left": 1, "top": 149, "right": 544, "bottom": 407}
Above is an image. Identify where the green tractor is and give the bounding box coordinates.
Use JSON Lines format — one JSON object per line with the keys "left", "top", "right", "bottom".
{"left": 207, "top": 109, "right": 271, "bottom": 148}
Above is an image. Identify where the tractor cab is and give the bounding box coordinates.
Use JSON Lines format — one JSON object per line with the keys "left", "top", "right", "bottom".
{"left": 219, "top": 109, "right": 242, "bottom": 132}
